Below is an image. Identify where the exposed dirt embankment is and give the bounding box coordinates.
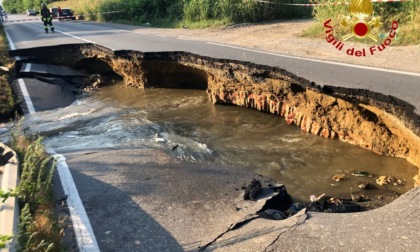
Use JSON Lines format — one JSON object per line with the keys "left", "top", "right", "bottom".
{"left": 10, "top": 44, "right": 420, "bottom": 185}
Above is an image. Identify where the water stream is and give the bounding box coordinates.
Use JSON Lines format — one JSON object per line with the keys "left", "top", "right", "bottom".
{"left": 16, "top": 83, "right": 418, "bottom": 201}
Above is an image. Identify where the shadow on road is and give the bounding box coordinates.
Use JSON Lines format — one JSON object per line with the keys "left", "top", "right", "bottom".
{"left": 57, "top": 167, "right": 183, "bottom": 252}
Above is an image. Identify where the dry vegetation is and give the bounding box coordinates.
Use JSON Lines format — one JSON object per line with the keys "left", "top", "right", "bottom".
{"left": 0, "top": 24, "right": 15, "bottom": 118}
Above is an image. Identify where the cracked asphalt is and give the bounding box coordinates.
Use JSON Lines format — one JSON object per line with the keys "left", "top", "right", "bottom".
{"left": 59, "top": 148, "right": 278, "bottom": 251}
{"left": 58, "top": 148, "right": 420, "bottom": 252}
{"left": 204, "top": 188, "right": 420, "bottom": 252}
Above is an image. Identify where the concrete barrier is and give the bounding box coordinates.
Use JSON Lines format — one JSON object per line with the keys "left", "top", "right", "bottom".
{"left": 0, "top": 143, "right": 19, "bottom": 252}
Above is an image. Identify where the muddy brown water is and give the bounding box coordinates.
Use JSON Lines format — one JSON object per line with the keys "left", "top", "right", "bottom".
{"left": 25, "top": 83, "right": 417, "bottom": 202}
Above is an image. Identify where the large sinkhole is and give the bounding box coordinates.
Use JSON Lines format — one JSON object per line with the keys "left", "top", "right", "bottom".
{"left": 10, "top": 44, "right": 420, "bottom": 211}
{"left": 143, "top": 61, "right": 208, "bottom": 89}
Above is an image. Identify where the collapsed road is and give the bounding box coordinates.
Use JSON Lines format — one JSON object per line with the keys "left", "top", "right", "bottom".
{"left": 2, "top": 16, "right": 420, "bottom": 251}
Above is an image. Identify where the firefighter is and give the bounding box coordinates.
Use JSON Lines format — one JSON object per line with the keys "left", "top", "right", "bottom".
{"left": 40, "top": 3, "right": 54, "bottom": 33}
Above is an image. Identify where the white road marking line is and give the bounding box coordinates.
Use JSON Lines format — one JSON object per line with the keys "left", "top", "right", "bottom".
{"left": 207, "top": 42, "right": 420, "bottom": 77}
{"left": 31, "top": 23, "right": 96, "bottom": 43}
{"left": 30, "top": 23, "right": 119, "bottom": 50}
{"left": 7, "top": 31, "right": 100, "bottom": 252}
{"left": 57, "top": 30, "right": 96, "bottom": 44}
{"left": 49, "top": 152, "right": 100, "bottom": 252}
{"left": 23, "top": 63, "right": 31, "bottom": 72}
{"left": 17, "top": 79, "right": 35, "bottom": 114}
{"left": 4, "top": 29, "right": 16, "bottom": 50}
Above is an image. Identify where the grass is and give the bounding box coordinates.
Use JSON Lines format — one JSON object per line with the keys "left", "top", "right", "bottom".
{"left": 178, "top": 18, "right": 233, "bottom": 29}
{"left": 11, "top": 133, "right": 64, "bottom": 252}
{"left": 391, "top": 18, "right": 420, "bottom": 45}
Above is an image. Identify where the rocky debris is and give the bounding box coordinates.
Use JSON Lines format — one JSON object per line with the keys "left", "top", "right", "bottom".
{"left": 242, "top": 182, "right": 389, "bottom": 219}
{"left": 243, "top": 179, "right": 262, "bottom": 200}
{"left": 257, "top": 209, "right": 287, "bottom": 220}
{"left": 287, "top": 203, "right": 307, "bottom": 216}
{"left": 358, "top": 182, "right": 370, "bottom": 189}
{"left": 338, "top": 190, "right": 400, "bottom": 211}
{"left": 83, "top": 73, "right": 103, "bottom": 93}
{"left": 89, "top": 73, "right": 102, "bottom": 88}
{"left": 352, "top": 171, "right": 372, "bottom": 177}
{"left": 375, "top": 175, "right": 404, "bottom": 186}
{"left": 376, "top": 176, "right": 390, "bottom": 185}
{"left": 329, "top": 170, "right": 406, "bottom": 189}
{"left": 351, "top": 193, "right": 368, "bottom": 202}
{"left": 154, "top": 133, "right": 165, "bottom": 143}
{"left": 0, "top": 146, "right": 14, "bottom": 166}
{"left": 257, "top": 184, "right": 293, "bottom": 213}
{"left": 308, "top": 195, "right": 361, "bottom": 213}
{"left": 332, "top": 174, "right": 345, "bottom": 182}
{"left": 241, "top": 184, "right": 303, "bottom": 223}
{"left": 0, "top": 66, "right": 9, "bottom": 72}
{"left": 326, "top": 201, "right": 361, "bottom": 213}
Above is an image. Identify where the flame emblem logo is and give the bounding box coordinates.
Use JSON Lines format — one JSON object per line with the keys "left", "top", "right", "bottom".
{"left": 340, "top": 0, "right": 382, "bottom": 41}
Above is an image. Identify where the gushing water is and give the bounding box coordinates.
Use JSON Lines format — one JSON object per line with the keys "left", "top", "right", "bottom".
{"left": 9, "top": 84, "right": 418, "bottom": 201}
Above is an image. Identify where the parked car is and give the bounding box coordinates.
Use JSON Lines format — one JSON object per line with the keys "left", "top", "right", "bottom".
{"left": 59, "top": 8, "right": 75, "bottom": 21}
{"left": 26, "top": 9, "right": 37, "bottom": 16}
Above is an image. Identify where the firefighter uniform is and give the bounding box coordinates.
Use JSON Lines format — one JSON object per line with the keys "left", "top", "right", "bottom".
{"left": 41, "top": 4, "right": 54, "bottom": 33}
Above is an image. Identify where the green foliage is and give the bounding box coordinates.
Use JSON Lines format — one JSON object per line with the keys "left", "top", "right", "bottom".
{"left": 10, "top": 133, "right": 62, "bottom": 252}
{"left": 181, "top": 0, "right": 311, "bottom": 23}
{"left": 17, "top": 203, "right": 33, "bottom": 251}
{"left": 17, "top": 203, "right": 58, "bottom": 252}
{"left": 0, "top": 189, "right": 18, "bottom": 203}
{"left": 2, "top": 0, "right": 53, "bottom": 13}
{"left": 0, "top": 235, "right": 13, "bottom": 249}
{"left": 11, "top": 135, "right": 55, "bottom": 211}
{"left": 50, "top": 0, "right": 311, "bottom": 26}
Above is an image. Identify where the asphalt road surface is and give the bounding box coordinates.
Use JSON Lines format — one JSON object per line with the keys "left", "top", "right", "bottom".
{"left": 3, "top": 15, "right": 420, "bottom": 252}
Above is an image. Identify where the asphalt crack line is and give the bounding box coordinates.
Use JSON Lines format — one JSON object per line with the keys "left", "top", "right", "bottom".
{"left": 199, "top": 209, "right": 308, "bottom": 251}
{"left": 198, "top": 214, "right": 260, "bottom": 251}
{"left": 406, "top": 208, "right": 420, "bottom": 218}
{"left": 264, "top": 210, "right": 308, "bottom": 252}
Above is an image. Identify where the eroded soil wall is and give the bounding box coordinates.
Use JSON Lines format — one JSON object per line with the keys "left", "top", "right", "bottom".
{"left": 10, "top": 44, "right": 420, "bottom": 185}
